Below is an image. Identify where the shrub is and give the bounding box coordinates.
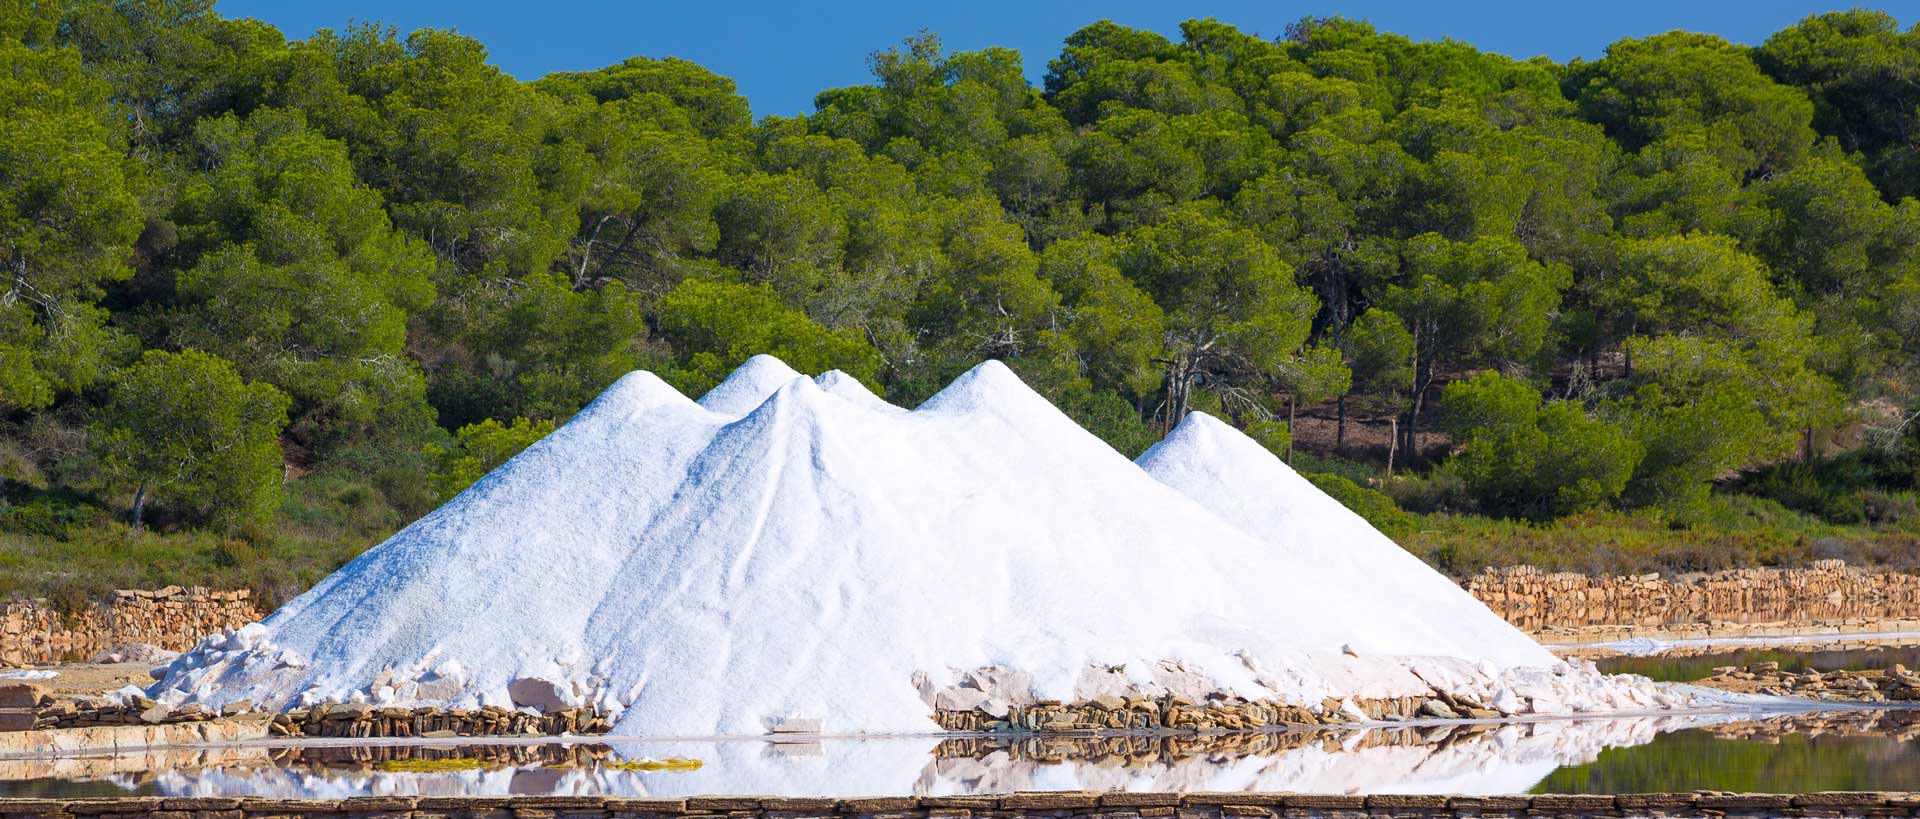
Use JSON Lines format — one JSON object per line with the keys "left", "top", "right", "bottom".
{"left": 90, "top": 350, "right": 291, "bottom": 531}
{"left": 1439, "top": 372, "right": 1642, "bottom": 520}
{"left": 424, "top": 416, "right": 557, "bottom": 501}
{"left": 1306, "top": 472, "right": 1415, "bottom": 537}
{"left": 1246, "top": 419, "right": 1291, "bottom": 460}
{"left": 1290, "top": 450, "right": 1377, "bottom": 486}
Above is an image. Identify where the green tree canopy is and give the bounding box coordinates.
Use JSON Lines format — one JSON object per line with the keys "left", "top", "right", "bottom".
{"left": 0, "top": 38, "right": 142, "bottom": 410}
{"left": 90, "top": 349, "right": 290, "bottom": 529}
{"left": 1441, "top": 370, "right": 1642, "bottom": 520}
{"left": 1116, "top": 205, "right": 1319, "bottom": 428}
{"left": 657, "top": 278, "right": 882, "bottom": 395}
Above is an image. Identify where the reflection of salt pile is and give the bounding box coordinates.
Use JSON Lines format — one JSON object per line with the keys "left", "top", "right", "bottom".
{"left": 144, "top": 355, "right": 1684, "bottom": 736}
{"left": 124, "top": 714, "right": 1748, "bottom": 798}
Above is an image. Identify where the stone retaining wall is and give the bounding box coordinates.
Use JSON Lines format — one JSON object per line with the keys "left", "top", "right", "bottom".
{"left": 8, "top": 560, "right": 1920, "bottom": 667}
{"left": 35, "top": 690, "right": 1450, "bottom": 739}
{"left": 2, "top": 792, "right": 1918, "bottom": 819}
{"left": 0, "top": 588, "right": 259, "bottom": 665}
{"left": 1467, "top": 560, "right": 1920, "bottom": 634}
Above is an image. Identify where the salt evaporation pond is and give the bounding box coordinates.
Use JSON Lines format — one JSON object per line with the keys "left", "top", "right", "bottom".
{"left": 4, "top": 710, "right": 1919, "bottom": 798}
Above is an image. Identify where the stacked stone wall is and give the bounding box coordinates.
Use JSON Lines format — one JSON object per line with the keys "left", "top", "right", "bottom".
{"left": 10, "top": 560, "right": 1920, "bottom": 669}
{"left": 0, "top": 587, "right": 259, "bottom": 665}
{"left": 1467, "top": 560, "right": 1920, "bottom": 636}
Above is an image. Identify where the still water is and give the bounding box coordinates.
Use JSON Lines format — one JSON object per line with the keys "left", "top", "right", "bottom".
{"left": 2, "top": 709, "right": 1916, "bottom": 797}
{"left": 1595, "top": 646, "right": 1920, "bottom": 682}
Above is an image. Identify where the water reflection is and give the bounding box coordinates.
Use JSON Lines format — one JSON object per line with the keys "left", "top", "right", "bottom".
{"left": 10, "top": 710, "right": 1917, "bottom": 797}
{"left": 1596, "top": 645, "right": 1920, "bottom": 683}
{"left": 1540, "top": 709, "right": 1920, "bottom": 793}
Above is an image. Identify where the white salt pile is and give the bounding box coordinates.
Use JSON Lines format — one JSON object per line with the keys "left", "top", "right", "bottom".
{"left": 143, "top": 355, "right": 1688, "bottom": 736}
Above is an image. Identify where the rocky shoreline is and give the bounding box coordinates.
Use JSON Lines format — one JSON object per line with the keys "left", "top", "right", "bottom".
{"left": 928, "top": 690, "right": 1503, "bottom": 733}
{"left": 1694, "top": 661, "right": 1920, "bottom": 703}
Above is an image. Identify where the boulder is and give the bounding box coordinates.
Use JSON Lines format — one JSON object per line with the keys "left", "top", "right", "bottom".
{"left": 934, "top": 687, "right": 988, "bottom": 711}
{"left": 769, "top": 716, "right": 822, "bottom": 734}
{"left": 0, "top": 683, "right": 47, "bottom": 709}
{"left": 505, "top": 676, "right": 572, "bottom": 712}
{"left": 0, "top": 709, "right": 35, "bottom": 732}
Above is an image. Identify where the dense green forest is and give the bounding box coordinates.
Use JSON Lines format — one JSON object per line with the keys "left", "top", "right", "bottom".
{"left": 4, "top": 1, "right": 1920, "bottom": 600}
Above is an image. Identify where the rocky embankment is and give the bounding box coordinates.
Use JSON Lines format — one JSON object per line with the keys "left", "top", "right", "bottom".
{"left": 929, "top": 690, "right": 1492, "bottom": 733}
{"left": 0, "top": 588, "right": 258, "bottom": 665}
{"left": 1695, "top": 661, "right": 1920, "bottom": 703}
{"left": 12, "top": 681, "right": 612, "bottom": 738}
{"left": 1468, "top": 560, "right": 1920, "bottom": 639}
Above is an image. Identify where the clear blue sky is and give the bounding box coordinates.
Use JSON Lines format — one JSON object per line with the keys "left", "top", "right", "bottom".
{"left": 222, "top": 1, "right": 1896, "bottom": 118}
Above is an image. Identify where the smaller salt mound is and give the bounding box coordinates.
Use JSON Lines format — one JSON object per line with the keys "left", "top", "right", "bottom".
{"left": 1137, "top": 412, "right": 1551, "bottom": 667}
{"left": 814, "top": 370, "right": 903, "bottom": 413}
{"left": 697, "top": 355, "right": 804, "bottom": 415}
{"left": 1138, "top": 412, "right": 1687, "bottom": 714}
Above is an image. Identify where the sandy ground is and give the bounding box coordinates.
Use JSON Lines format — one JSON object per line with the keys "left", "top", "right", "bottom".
{"left": 11, "top": 662, "right": 153, "bottom": 703}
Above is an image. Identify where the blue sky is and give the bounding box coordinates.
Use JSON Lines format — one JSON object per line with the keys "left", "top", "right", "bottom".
{"left": 223, "top": 1, "right": 1893, "bottom": 117}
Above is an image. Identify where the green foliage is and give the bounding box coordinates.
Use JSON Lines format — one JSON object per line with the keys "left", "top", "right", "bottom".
{"left": 1383, "top": 234, "right": 1568, "bottom": 380}
{"left": 7, "top": 6, "right": 1920, "bottom": 597}
{"left": 1567, "top": 31, "right": 1815, "bottom": 177}
{"left": 164, "top": 107, "right": 437, "bottom": 452}
{"left": 1757, "top": 10, "right": 1920, "bottom": 200}
{"left": 1246, "top": 420, "right": 1292, "bottom": 459}
{"left": 1734, "top": 448, "right": 1918, "bottom": 525}
{"left": 1400, "top": 498, "right": 1917, "bottom": 579}
{"left": 1345, "top": 309, "right": 1414, "bottom": 397}
{"left": 1598, "top": 233, "right": 1845, "bottom": 512}
{"left": 657, "top": 278, "right": 881, "bottom": 395}
{"left": 1440, "top": 372, "right": 1642, "bottom": 520}
{"left": 1116, "top": 205, "right": 1319, "bottom": 427}
{"left": 1304, "top": 471, "right": 1415, "bottom": 537}
{"left": 0, "top": 37, "right": 142, "bottom": 410}
{"left": 1903, "top": 412, "right": 1920, "bottom": 486}
{"left": 425, "top": 416, "right": 555, "bottom": 501}
{"left": 90, "top": 349, "right": 290, "bottom": 530}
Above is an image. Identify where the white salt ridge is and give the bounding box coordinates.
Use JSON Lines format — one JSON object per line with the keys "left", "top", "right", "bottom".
{"left": 145, "top": 355, "right": 1686, "bottom": 736}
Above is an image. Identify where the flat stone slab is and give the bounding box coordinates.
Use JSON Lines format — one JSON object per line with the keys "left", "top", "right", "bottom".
{"left": 0, "top": 715, "right": 272, "bottom": 757}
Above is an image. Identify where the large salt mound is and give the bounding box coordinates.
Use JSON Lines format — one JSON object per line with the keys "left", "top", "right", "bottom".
{"left": 146, "top": 356, "right": 1679, "bottom": 736}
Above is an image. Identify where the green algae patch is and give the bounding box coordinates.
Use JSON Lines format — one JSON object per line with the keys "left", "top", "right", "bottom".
{"left": 601, "top": 757, "right": 704, "bottom": 771}
{"left": 374, "top": 758, "right": 491, "bottom": 772}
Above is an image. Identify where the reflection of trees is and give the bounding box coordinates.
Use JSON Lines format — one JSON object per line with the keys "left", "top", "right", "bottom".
{"left": 1538, "top": 711, "right": 1920, "bottom": 794}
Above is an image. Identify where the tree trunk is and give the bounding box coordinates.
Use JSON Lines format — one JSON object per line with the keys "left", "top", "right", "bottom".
{"left": 1286, "top": 397, "right": 1296, "bottom": 464}
{"left": 131, "top": 481, "right": 147, "bottom": 531}
{"left": 1336, "top": 394, "right": 1347, "bottom": 450}
{"left": 1161, "top": 355, "right": 1198, "bottom": 434}
{"left": 1387, "top": 417, "right": 1399, "bottom": 478}
{"left": 1803, "top": 426, "right": 1816, "bottom": 463}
